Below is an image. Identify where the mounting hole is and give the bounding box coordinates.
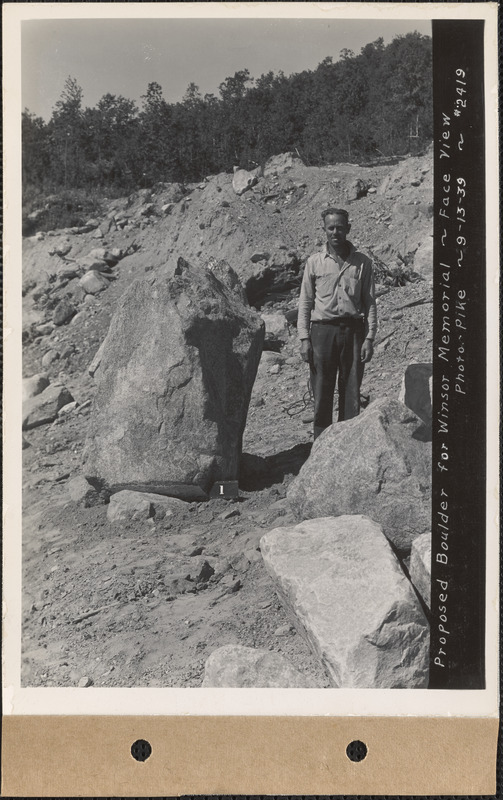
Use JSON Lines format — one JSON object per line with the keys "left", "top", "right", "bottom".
{"left": 131, "top": 739, "right": 152, "bottom": 762}
{"left": 346, "top": 739, "right": 367, "bottom": 762}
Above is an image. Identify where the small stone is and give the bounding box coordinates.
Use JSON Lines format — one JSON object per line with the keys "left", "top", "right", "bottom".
{"left": 53, "top": 299, "right": 76, "bottom": 326}
{"left": 78, "top": 676, "right": 93, "bottom": 688}
{"left": 195, "top": 560, "right": 215, "bottom": 583}
{"left": 189, "top": 546, "right": 204, "bottom": 557}
{"left": 268, "top": 364, "right": 281, "bottom": 375}
{"left": 68, "top": 476, "right": 97, "bottom": 504}
{"left": 41, "top": 350, "right": 60, "bottom": 369}
{"left": 23, "top": 384, "right": 74, "bottom": 430}
{"left": 274, "top": 624, "right": 295, "bottom": 636}
{"left": 410, "top": 179, "right": 421, "bottom": 187}
{"left": 23, "top": 374, "right": 50, "bottom": 402}
{"left": 79, "top": 270, "right": 110, "bottom": 295}
{"left": 251, "top": 252, "right": 270, "bottom": 263}
{"left": 58, "top": 401, "right": 78, "bottom": 416}
{"left": 219, "top": 507, "right": 241, "bottom": 521}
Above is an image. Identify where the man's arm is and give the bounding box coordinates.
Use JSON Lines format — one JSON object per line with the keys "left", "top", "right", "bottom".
{"left": 298, "top": 259, "right": 315, "bottom": 363}
{"left": 297, "top": 258, "right": 315, "bottom": 342}
{"left": 361, "top": 260, "right": 377, "bottom": 362}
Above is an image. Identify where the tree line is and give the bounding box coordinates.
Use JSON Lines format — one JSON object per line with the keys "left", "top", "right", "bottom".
{"left": 23, "top": 32, "right": 432, "bottom": 198}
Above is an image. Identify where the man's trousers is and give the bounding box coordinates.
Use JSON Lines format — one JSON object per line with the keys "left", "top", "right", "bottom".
{"left": 309, "top": 319, "right": 365, "bottom": 439}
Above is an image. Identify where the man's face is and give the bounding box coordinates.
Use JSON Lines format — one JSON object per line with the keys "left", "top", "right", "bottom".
{"left": 323, "top": 213, "right": 350, "bottom": 248}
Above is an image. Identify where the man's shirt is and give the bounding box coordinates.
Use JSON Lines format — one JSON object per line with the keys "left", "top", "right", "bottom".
{"left": 297, "top": 242, "right": 378, "bottom": 341}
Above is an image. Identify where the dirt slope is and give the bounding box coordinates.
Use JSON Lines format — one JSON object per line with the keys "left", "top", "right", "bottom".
{"left": 20, "top": 150, "right": 433, "bottom": 688}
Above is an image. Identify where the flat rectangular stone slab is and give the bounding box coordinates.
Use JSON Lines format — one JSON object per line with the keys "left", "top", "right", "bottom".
{"left": 260, "top": 515, "right": 429, "bottom": 688}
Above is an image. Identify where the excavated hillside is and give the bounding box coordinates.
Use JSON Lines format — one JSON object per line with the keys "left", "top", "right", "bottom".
{"left": 20, "top": 150, "right": 433, "bottom": 688}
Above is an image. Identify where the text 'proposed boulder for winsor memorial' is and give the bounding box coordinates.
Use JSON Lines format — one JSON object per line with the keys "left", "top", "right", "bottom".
{"left": 83, "top": 258, "right": 264, "bottom": 499}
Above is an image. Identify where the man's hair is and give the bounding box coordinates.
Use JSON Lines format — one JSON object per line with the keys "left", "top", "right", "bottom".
{"left": 321, "top": 207, "right": 349, "bottom": 223}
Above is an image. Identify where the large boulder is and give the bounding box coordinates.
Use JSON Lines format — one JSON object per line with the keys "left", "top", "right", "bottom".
{"left": 260, "top": 516, "right": 429, "bottom": 688}
{"left": 83, "top": 258, "right": 264, "bottom": 499}
{"left": 287, "top": 399, "right": 431, "bottom": 553}
{"left": 399, "top": 363, "right": 433, "bottom": 429}
{"left": 22, "top": 384, "right": 74, "bottom": 430}
{"left": 202, "top": 644, "right": 316, "bottom": 688}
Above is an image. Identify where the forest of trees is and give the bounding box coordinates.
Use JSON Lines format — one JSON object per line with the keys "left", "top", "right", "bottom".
{"left": 22, "top": 32, "right": 432, "bottom": 198}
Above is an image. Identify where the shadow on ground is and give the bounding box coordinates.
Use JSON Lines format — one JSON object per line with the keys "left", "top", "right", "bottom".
{"left": 239, "top": 442, "right": 312, "bottom": 491}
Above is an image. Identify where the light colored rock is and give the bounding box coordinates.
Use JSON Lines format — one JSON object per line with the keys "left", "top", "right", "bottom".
{"left": 399, "top": 363, "right": 433, "bottom": 429}
{"left": 202, "top": 644, "right": 316, "bottom": 687}
{"left": 88, "top": 341, "right": 106, "bottom": 377}
{"left": 68, "top": 476, "right": 97, "bottom": 503}
{"left": 36, "top": 322, "right": 56, "bottom": 336}
{"left": 232, "top": 166, "right": 261, "bottom": 196}
{"left": 23, "top": 384, "right": 74, "bottom": 430}
{"left": 206, "top": 257, "right": 247, "bottom": 304}
{"left": 79, "top": 270, "right": 110, "bottom": 295}
{"left": 161, "top": 203, "right": 174, "bottom": 215}
{"left": 263, "top": 152, "right": 304, "bottom": 177}
{"left": 260, "top": 516, "right": 429, "bottom": 688}
{"left": 78, "top": 256, "right": 109, "bottom": 272}
{"left": 41, "top": 350, "right": 60, "bottom": 368}
{"left": 22, "top": 374, "right": 50, "bottom": 402}
{"left": 107, "top": 490, "right": 153, "bottom": 523}
{"left": 58, "top": 401, "right": 78, "bottom": 416}
{"left": 287, "top": 399, "right": 431, "bottom": 553}
{"left": 83, "top": 258, "right": 264, "bottom": 499}
{"left": 53, "top": 299, "right": 76, "bottom": 326}
{"left": 413, "top": 236, "right": 433, "bottom": 278}
{"left": 260, "top": 312, "right": 289, "bottom": 338}
{"left": 87, "top": 248, "right": 117, "bottom": 265}
{"left": 347, "top": 178, "right": 370, "bottom": 200}
{"left": 409, "top": 532, "right": 431, "bottom": 608}
{"left": 107, "top": 489, "right": 187, "bottom": 522}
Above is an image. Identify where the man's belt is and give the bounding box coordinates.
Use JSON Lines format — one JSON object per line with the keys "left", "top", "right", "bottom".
{"left": 311, "top": 317, "right": 364, "bottom": 327}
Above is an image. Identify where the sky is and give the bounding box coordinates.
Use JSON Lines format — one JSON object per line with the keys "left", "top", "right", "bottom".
{"left": 22, "top": 17, "right": 431, "bottom": 121}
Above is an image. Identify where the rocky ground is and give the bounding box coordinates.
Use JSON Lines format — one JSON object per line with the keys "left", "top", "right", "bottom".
{"left": 20, "top": 150, "right": 433, "bottom": 688}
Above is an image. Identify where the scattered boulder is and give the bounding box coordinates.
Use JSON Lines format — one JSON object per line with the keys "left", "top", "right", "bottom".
{"left": 107, "top": 490, "right": 153, "bottom": 523}
{"left": 23, "top": 384, "right": 74, "bottom": 430}
{"left": 53, "top": 299, "right": 76, "bottom": 326}
{"left": 22, "top": 374, "right": 50, "bottom": 402}
{"left": 399, "top": 363, "right": 433, "bottom": 429}
{"left": 287, "top": 399, "right": 431, "bottom": 553}
{"left": 347, "top": 178, "right": 370, "bottom": 200}
{"left": 79, "top": 270, "right": 110, "bottom": 295}
{"left": 41, "top": 350, "right": 60, "bottom": 369}
{"left": 202, "top": 644, "right": 316, "bottom": 687}
{"left": 260, "top": 516, "right": 429, "bottom": 688}
{"left": 263, "top": 152, "right": 304, "bottom": 178}
{"left": 232, "top": 166, "right": 261, "bottom": 196}
{"left": 107, "top": 490, "right": 187, "bottom": 522}
{"left": 409, "top": 532, "right": 431, "bottom": 609}
{"left": 260, "top": 312, "right": 289, "bottom": 340}
{"left": 68, "top": 476, "right": 98, "bottom": 504}
{"left": 77, "top": 256, "right": 109, "bottom": 272}
{"left": 83, "top": 258, "right": 264, "bottom": 499}
{"left": 250, "top": 252, "right": 270, "bottom": 263}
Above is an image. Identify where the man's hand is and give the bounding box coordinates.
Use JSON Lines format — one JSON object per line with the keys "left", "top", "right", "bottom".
{"left": 361, "top": 338, "right": 374, "bottom": 363}
{"left": 300, "top": 338, "right": 312, "bottom": 363}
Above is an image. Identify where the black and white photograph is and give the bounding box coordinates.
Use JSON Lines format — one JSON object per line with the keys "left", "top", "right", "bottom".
{"left": 3, "top": 0, "right": 498, "bottom": 735}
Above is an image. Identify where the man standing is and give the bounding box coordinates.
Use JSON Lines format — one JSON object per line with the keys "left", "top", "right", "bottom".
{"left": 298, "top": 207, "right": 377, "bottom": 439}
